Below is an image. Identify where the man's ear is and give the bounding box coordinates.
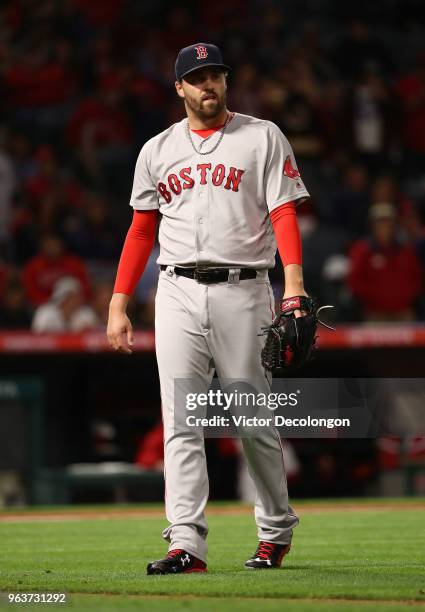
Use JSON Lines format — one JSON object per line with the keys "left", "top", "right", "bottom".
{"left": 175, "top": 80, "right": 185, "bottom": 99}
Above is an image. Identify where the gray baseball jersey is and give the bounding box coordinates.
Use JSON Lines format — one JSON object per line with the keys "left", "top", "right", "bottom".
{"left": 135, "top": 111, "right": 303, "bottom": 561}
{"left": 129, "top": 112, "right": 309, "bottom": 268}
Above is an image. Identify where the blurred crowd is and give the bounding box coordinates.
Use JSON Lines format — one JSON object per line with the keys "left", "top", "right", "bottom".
{"left": 1, "top": 0, "right": 425, "bottom": 330}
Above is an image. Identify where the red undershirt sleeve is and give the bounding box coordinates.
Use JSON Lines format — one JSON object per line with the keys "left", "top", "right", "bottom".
{"left": 270, "top": 201, "right": 302, "bottom": 267}
{"left": 113, "top": 210, "right": 158, "bottom": 296}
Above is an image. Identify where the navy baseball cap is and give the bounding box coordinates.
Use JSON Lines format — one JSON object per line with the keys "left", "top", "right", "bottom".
{"left": 175, "top": 43, "right": 230, "bottom": 81}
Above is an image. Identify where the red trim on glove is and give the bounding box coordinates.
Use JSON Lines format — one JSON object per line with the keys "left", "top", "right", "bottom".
{"left": 113, "top": 210, "right": 158, "bottom": 296}
{"left": 270, "top": 201, "right": 302, "bottom": 267}
{"left": 281, "top": 296, "right": 302, "bottom": 313}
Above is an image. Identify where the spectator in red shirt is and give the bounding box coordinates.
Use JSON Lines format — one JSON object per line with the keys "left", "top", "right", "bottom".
{"left": 22, "top": 234, "right": 91, "bottom": 306}
{"left": 348, "top": 203, "right": 422, "bottom": 321}
{"left": 135, "top": 421, "right": 164, "bottom": 470}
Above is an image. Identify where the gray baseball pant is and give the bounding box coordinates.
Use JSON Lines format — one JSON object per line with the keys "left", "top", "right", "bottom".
{"left": 155, "top": 266, "right": 299, "bottom": 563}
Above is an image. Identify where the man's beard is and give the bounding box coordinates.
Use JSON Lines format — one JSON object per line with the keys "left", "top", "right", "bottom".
{"left": 185, "top": 92, "right": 226, "bottom": 121}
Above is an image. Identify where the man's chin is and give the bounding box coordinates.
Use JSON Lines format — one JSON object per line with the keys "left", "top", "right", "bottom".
{"left": 199, "top": 102, "right": 223, "bottom": 119}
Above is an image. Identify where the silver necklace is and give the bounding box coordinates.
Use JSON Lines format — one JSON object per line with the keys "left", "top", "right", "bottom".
{"left": 186, "top": 112, "right": 231, "bottom": 155}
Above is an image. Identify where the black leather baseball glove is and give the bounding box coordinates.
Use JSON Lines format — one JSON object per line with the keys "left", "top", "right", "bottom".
{"left": 260, "top": 296, "right": 333, "bottom": 373}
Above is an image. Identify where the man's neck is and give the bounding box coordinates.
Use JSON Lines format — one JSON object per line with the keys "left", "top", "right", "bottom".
{"left": 186, "top": 108, "right": 229, "bottom": 130}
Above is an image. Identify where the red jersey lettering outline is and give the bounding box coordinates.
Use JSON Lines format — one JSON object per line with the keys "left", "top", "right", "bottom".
{"left": 157, "top": 163, "right": 246, "bottom": 202}
{"left": 212, "top": 164, "right": 225, "bottom": 186}
{"left": 157, "top": 182, "right": 171, "bottom": 203}
{"left": 224, "top": 167, "right": 245, "bottom": 192}
{"left": 179, "top": 167, "right": 195, "bottom": 189}
{"left": 197, "top": 163, "right": 211, "bottom": 184}
{"left": 168, "top": 173, "right": 182, "bottom": 194}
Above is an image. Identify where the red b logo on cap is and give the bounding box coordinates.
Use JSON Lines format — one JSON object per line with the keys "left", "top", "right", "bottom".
{"left": 195, "top": 45, "right": 208, "bottom": 60}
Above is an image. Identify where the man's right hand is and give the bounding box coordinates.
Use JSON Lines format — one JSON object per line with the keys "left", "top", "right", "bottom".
{"left": 107, "top": 293, "right": 133, "bottom": 354}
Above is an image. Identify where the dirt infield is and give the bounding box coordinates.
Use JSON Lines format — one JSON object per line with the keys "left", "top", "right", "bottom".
{"left": 1, "top": 501, "right": 424, "bottom": 523}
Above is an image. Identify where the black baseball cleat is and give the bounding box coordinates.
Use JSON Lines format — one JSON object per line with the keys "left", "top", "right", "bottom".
{"left": 147, "top": 549, "right": 207, "bottom": 575}
{"left": 245, "top": 541, "right": 291, "bottom": 569}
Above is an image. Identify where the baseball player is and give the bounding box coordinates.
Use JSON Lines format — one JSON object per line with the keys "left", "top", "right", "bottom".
{"left": 107, "top": 43, "right": 310, "bottom": 574}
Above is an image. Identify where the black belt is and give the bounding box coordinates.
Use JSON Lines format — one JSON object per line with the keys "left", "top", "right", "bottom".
{"left": 160, "top": 266, "right": 258, "bottom": 284}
